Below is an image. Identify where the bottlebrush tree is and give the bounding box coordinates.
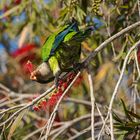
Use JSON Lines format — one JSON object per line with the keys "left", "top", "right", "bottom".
{"left": 0, "top": 0, "right": 140, "bottom": 140}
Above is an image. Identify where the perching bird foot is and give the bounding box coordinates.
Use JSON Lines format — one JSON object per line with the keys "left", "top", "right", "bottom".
{"left": 54, "top": 71, "right": 62, "bottom": 87}
{"left": 73, "top": 62, "right": 84, "bottom": 72}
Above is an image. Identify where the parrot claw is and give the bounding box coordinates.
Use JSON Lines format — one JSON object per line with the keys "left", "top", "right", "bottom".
{"left": 54, "top": 71, "right": 61, "bottom": 87}
{"left": 54, "top": 77, "right": 60, "bottom": 87}
{"left": 73, "top": 62, "right": 84, "bottom": 72}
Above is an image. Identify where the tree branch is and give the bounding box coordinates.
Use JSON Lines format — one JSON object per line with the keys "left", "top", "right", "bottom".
{"left": 83, "top": 21, "right": 140, "bottom": 66}
{"left": 0, "top": 85, "right": 55, "bottom": 127}
{"left": 88, "top": 70, "right": 95, "bottom": 140}
{"left": 97, "top": 40, "right": 140, "bottom": 140}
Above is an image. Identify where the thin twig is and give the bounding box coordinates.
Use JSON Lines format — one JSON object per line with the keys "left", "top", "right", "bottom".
{"left": 64, "top": 97, "right": 91, "bottom": 106}
{"left": 68, "top": 121, "right": 109, "bottom": 140}
{"left": 69, "top": 126, "right": 91, "bottom": 140}
{"left": 96, "top": 104, "right": 111, "bottom": 135}
{"left": 110, "top": 112, "right": 114, "bottom": 140}
{"left": 106, "top": 14, "right": 116, "bottom": 57}
{"left": 41, "top": 114, "right": 91, "bottom": 140}
{"left": 0, "top": 103, "right": 26, "bottom": 115}
{"left": 97, "top": 40, "right": 140, "bottom": 140}
{"left": 0, "top": 97, "right": 24, "bottom": 107}
{"left": 44, "top": 72, "right": 81, "bottom": 140}
{"left": 134, "top": 49, "right": 140, "bottom": 78}
{"left": 0, "top": 85, "right": 55, "bottom": 127}
{"left": 88, "top": 71, "right": 95, "bottom": 140}
{"left": 83, "top": 21, "right": 140, "bottom": 66}
{"left": 138, "top": 0, "right": 140, "bottom": 17}
{"left": 23, "top": 122, "right": 63, "bottom": 140}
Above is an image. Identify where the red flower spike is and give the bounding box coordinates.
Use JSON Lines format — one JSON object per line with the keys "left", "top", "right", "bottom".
{"left": 62, "top": 82, "right": 68, "bottom": 89}
{"left": 137, "top": 47, "right": 140, "bottom": 63}
{"left": 68, "top": 72, "right": 75, "bottom": 80}
{"left": 58, "top": 80, "right": 63, "bottom": 87}
{"left": 40, "top": 100, "right": 47, "bottom": 110}
{"left": 48, "top": 98, "right": 56, "bottom": 106}
{"left": 47, "top": 93, "right": 61, "bottom": 107}
{"left": 14, "top": 0, "right": 21, "bottom": 5}
{"left": 56, "top": 92, "right": 62, "bottom": 98}
{"left": 58, "top": 88, "right": 63, "bottom": 94}
{"left": 25, "top": 60, "right": 34, "bottom": 73}
{"left": 38, "top": 104, "right": 43, "bottom": 109}
{"left": 41, "top": 100, "right": 47, "bottom": 106}
{"left": 74, "top": 75, "right": 83, "bottom": 87}
{"left": 33, "top": 106, "right": 40, "bottom": 111}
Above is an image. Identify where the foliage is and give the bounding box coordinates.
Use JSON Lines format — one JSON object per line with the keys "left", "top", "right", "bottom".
{"left": 113, "top": 99, "right": 140, "bottom": 140}
{"left": 0, "top": 0, "right": 140, "bottom": 140}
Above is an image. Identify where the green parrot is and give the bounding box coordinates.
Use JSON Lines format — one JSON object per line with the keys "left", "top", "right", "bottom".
{"left": 30, "top": 19, "right": 93, "bottom": 86}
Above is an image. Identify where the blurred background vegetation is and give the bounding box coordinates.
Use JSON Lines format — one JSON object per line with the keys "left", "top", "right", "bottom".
{"left": 0, "top": 0, "right": 140, "bottom": 139}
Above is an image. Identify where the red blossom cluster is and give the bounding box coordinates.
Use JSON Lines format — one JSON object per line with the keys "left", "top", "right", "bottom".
{"left": 137, "top": 46, "right": 140, "bottom": 63}
{"left": 12, "top": 44, "right": 37, "bottom": 74}
{"left": 32, "top": 72, "right": 76, "bottom": 111}
{"left": 24, "top": 60, "right": 34, "bottom": 73}
{"left": 11, "top": 44, "right": 36, "bottom": 58}
{"left": 14, "top": 0, "right": 22, "bottom": 5}
{"left": 74, "top": 75, "right": 83, "bottom": 87}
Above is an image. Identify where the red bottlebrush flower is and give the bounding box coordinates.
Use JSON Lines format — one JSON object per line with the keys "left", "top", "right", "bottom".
{"left": 3, "top": 5, "right": 8, "bottom": 12}
{"left": 58, "top": 88, "right": 63, "bottom": 94}
{"left": 24, "top": 60, "right": 34, "bottom": 73}
{"left": 47, "top": 91, "right": 62, "bottom": 107}
{"left": 11, "top": 43, "right": 37, "bottom": 74}
{"left": 68, "top": 72, "right": 75, "bottom": 80}
{"left": 33, "top": 106, "right": 40, "bottom": 111}
{"left": 41, "top": 100, "right": 47, "bottom": 106}
{"left": 55, "top": 92, "right": 62, "bottom": 98}
{"left": 58, "top": 80, "right": 63, "bottom": 87}
{"left": 74, "top": 75, "right": 83, "bottom": 87}
{"left": 11, "top": 43, "right": 36, "bottom": 58}
{"left": 14, "top": 0, "right": 22, "bottom": 5}
{"left": 49, "top": 95, "right": 57, "bottom": 106}
{"left": 40, "top": 100, "right": 47, "bottom": 110}
{"left": 137, "top": 46, "right": 140, "bottom": 63}
{"left": 62, "top": 82, "right": 68, "bottom": 89}
{"left": 38, "top": 104, "right": 42, "bottom": 109}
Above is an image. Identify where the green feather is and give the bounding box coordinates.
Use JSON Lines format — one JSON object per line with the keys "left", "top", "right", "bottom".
{"left": 41, "top": 19, "right": 79, "bottom": 62}
{"left": 63, "top": 31, "right": 77, "bottom": 42}
{"left": 41, "top": 34, "right": 55, "bottom": 61}
{"left": 41, "top": 25, "right": 68, "bottom": 61}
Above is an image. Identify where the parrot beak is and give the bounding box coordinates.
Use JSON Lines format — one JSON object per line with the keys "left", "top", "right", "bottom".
{"left": 29, "top": 62, "right": 54, "bottom": 84}
{"left": 30, "top": 70, "right": 38, "bottom": 81}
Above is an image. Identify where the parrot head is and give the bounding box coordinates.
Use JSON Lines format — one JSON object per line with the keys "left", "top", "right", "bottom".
{"left": 30, "top": 62, "right": 54, "bottom": 84}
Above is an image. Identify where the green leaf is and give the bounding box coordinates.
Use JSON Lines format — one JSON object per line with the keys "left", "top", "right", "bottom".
{"left": 121, "top": 99, "right": 133, "bottom": 122}
{"left": 128, "top": 35, "right": 135, "bottom": 44}
{"left": 8, "top": 109, "right": 27, "bottom": 140}
{"left": 41, "top": 34, "right": 55, "bottom": 61}
{"left": 126, "top": 122, "right": 140, "bottom": 127}
{"left": 127, "top": 111, "right": 140, "bottom": 120}
{"left": 113, "top": 112, "right": 123, "bottom": 123}
{"left": 114, "top": 125, "right": 134, "bottom": 131}
{"left": 63, "top": 31, "right": 77, "bottom": 42}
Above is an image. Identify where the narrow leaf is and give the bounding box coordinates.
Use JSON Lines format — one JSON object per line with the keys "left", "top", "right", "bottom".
{"left": 121, "top": 99, "right": 133, "bottom": 122}
{"left": 113, "top": 112, "right": 123, "bottom": 123}
{"left": 127, "top": 110, "right": 140, "bottom": 120}
{"left": 8, "top": 109, "right": 27, "bottom": 140}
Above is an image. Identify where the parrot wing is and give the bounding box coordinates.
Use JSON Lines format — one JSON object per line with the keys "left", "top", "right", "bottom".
{"left": 64, "top": 26, "right": 94, "bottom": 44}
{"left": 41, "top": 21, "right": 79, "bottom": 61}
